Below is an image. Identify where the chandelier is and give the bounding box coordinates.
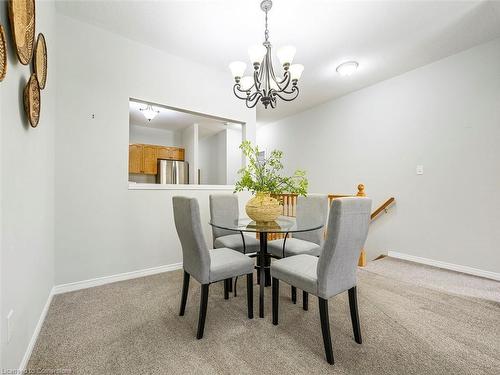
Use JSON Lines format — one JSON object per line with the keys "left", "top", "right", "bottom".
{"left": 140, "top": 104, "right": 160, "bottom": 122}
{"left": 229, "top": 0, "right": 304, "bottom": 109}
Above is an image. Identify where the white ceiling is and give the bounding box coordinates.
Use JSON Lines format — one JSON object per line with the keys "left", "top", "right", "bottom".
{"left": 129, "top": 100, "right": 231, "bottom": 139}
{"left": 59, "top": 0, "right": 500, "bottom": 124}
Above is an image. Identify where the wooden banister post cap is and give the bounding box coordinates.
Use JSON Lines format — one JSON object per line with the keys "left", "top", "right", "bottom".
{"left": 357, "top": 184, "right": 366, "bottom": 197}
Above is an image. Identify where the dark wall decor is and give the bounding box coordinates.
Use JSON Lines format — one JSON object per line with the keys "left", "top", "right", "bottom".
{"left": 0, "top": 25, "right": 6, "bottom": 81}
{"left": 34, "top": 32, "right": 46, "bottom": 89}
{"left": 7, "top": 0, "right": 48, "bottom": 127}
{"left": 23, "top": 73, "right": 40, "bottom": 127}
{"left": 8, "top": 0, "right": 36, "bottom": 65}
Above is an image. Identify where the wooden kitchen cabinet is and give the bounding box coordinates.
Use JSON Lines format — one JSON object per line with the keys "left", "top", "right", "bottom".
{"left": 157, "top": 146, "right": 173, "bottom": 160}
{"left": 129, "top": 144, "right": 185, "bottom": 174}
{"left": 129, "top": 144, "right": 143, "bottom": 174}
{"left": 143, "top": 145, "right": 158, "bottom": 175}
{"left": 172, "top": 148, "right": 185, "bottom": 161}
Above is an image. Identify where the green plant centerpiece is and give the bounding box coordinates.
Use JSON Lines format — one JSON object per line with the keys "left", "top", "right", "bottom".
{"left": 234, "top": 141, "right": 308, "bottom": 223}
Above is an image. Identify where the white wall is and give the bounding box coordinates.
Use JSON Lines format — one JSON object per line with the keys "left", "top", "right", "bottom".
{"left": 226, "top": 127, "right": 243, "bottom": 184}
{"left": 129, "top": 125, "right": 182, "bottom": 147}
{"left": 199, "top": 134, "right": 223, "bottom": 185}
{"left": 0, "top": 1, "right": 56, "bottom": 369}
{"left": 182, "top": 124, "right": 198, "bottom": 184}
{"left": 258, "top": 38, "right": 500, "bottom": 273}
{"left": 198, "top": 127, "right": 242, "bottom": 185}
{"left": 55, "top": 14, "right": 256, "bottom": 285}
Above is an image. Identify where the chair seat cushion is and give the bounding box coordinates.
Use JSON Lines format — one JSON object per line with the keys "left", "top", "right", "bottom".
{"left": 270, "top": 254, "right": 318, "bottom": 295}
{"left": 209, "top": 248, "right": 254, "bottom": 283}
{"left": 214, "top": 234, "right": 260, "bottom": 253}
{"left": 268, "top": 238, "right": 322, "bottom": 258}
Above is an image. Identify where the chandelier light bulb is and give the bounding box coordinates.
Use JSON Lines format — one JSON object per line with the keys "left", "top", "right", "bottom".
{"left": 336, "top": 61, "right": 359, "bottom": 76}
{"left": 248, "top": 45, "right": 267, "bottom": 65}
{"left": 229, "top": 61, "right": 247, "bottom": 79}
{"left": 277, "top": 45, "right": 296, "bottom": 67}
{"left": 289, "top": 64, "right": 304, "bottom": 81}
{"left": 140, "top": 105, "right": 160, "bottom": 122}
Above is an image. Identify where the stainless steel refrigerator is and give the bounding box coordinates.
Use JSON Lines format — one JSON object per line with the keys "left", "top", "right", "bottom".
{"left": 156, "top": 160, "right": 189, "bottom": 184}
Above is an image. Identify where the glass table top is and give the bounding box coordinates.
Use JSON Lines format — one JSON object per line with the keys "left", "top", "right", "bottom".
{"left": 209, "top": 216, "right": 324, "bottom": 234}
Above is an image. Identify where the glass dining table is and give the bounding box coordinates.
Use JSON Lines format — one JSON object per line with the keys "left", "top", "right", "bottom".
{"left": 209, "top": 216, "right": 324, "bottom": 318}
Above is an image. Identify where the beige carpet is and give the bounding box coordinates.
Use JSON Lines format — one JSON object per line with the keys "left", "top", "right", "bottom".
{"left": 365, "top": 257, "right": 500, "bottom": 302}
{"left": 28, "top": 263, "right": 500, "bottom": 374}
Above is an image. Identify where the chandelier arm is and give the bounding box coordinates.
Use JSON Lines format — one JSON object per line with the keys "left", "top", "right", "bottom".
{"left": 247, "top": 90, "right": 261, "bottom": 103}
{"left": 273, "top": 86, "right": 299, "bottom": 102}
{"left": 277, "top": 76, "right": 297, "bottom": 95}
{"left": 279, "top": 72, "right": 292, "bottom": 91}
{"left": 269, "top": 66, "right": 292, "bottom": 93}
{"left": 268, "top": 61, "right": 284, "bottom": 91}
{"left": 254, "top": 69, "right": 262, "bottom": 91}
{"left": 235, "top": 83, "right": 255, "bottom": 94}
{"left": 246, "top": 92, "right": 262, "bottom": 108}
{"left": 233, "top": 84, "right": 251, "bottom": 100}
{"left": 277, "top": 72, "right": 289, "bottom": 85}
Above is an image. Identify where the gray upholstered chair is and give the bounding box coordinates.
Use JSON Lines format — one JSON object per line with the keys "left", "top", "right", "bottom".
{"left": 210, "top": 194, "right": 260, "bottom": 295}
{"left": 173, "top": 196, "right": 254, "bottom": 339}
{"left": 267, "top": 194, "right": 328, "bottom": 303}
{"left": 209, "top": 194, "right": 260, "bottom": 254}
{"left": 270, "top": 197, "right": 372, "bottom": 364}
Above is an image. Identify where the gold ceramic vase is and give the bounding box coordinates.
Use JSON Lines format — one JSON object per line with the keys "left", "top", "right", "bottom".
{"left": 245, "top": 192, "right": 282, "bottom": 223}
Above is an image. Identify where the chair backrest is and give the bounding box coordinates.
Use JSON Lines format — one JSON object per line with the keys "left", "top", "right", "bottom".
{"left": 172, "top": 197, "right": 211, "bottom": 284}
{"left": 317, "top": 197, "right": 372, "bottom": 299}
{"left": 294, "top": 194, "right": 329, "bottom": 245}
{"left": 209, "top": 194, "right": 239, "bottom": 242}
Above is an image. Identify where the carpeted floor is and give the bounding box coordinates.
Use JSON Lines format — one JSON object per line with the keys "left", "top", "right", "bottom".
{"left": 28, "top": 259, "right": 500, "bottom": 374}
{"left": 365, "top": 257, "right": 500, "bottom": 302}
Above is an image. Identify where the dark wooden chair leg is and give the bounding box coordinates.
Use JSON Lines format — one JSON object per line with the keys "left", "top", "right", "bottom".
{"left": 319, "top": 297, "right": 334, "bottom": 365}
{"left": 179, "top": 271, "right": 190, "bottom": 316}
{"left": 224, "top": 279, "right": 230, "bottom": 300}
{"left": 234, "top": 276, "right": 238, "bottom": 297}
{"left": 303, "top": 291, "right": 308, "bottom": 311}
{"left": 348, "top": 286, "right": 362, "bottom": 344}
{"left": 197, "top": 284, "right": 210, "bottom": 339}
{"left": 228, "top": 277, "right": 233, "bottom": 292}
{"left": 247, "top": 273, "right": 253, "bottom": 319}
{"left": 272, "top": 278, "right": 279, "bottom": 325}
{"left": 291, "top": 286, "right": 297, "bottom": 304}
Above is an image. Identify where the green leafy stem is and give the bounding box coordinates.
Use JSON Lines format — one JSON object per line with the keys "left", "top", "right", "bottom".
{"left": 234, "top": 140, "right": 308, "bottom": 196}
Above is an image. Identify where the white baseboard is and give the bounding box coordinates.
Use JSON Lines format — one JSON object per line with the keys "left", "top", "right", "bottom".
{"left": 18, "top": 287, "right": 55, "bottom": 372}
{"left": 53, "top": 262, "right": 183, "bottom": 295}
{"left": 387, "top": 251, "right": 500, "bottom": 281}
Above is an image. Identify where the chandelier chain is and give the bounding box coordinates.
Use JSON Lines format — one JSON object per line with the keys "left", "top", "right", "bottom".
{"left": 264, "top": 9, "right": 269, "bottom": 42}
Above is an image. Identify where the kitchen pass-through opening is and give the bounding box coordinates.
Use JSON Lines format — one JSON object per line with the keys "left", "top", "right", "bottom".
{"left": 128, "top": 98, "right": 246, "bottom": 186}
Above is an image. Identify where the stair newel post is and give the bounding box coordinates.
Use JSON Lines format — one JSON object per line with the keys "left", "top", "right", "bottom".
{"left": 357, "top": 184, "right": 367, "bottom": 267}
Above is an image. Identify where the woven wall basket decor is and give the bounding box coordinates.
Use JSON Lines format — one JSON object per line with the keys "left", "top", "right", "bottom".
{"left": 34, "top": 33, "right": 47, "bottom": 89}
{"left": 0, "top": 25, "right": 6, "bottom": 81}
{"left": 23, "top": 73, "right": 41, "bottom": 127}
{"left": 8, "top": 0, "right": 36, "bottom": 65}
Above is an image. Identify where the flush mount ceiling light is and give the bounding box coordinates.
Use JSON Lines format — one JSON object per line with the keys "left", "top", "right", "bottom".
{"left": 140, "top": 104, "right": 160, "bottom": 122}
{"left": 336, "top": 61, "right": 359, "bottom": 76}
{"left": 229, "top": 0, "right": 304, "bottom": 109}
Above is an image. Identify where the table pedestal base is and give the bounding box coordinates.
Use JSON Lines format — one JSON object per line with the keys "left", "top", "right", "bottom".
{"left": 256, "top": 233, "right": 272, "bottom": 318}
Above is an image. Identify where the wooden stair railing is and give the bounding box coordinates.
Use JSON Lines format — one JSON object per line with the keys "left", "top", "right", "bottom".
{"left": 266, "top": 184, "right": 395, "bottom": 267}
{"left": 371, "top": 197, "right": 395, "bottom": 221}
